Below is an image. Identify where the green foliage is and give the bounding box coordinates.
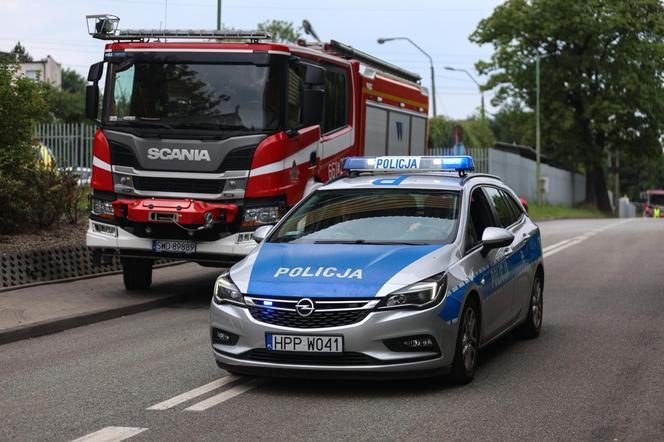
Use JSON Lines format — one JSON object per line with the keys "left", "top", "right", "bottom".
{"left": 428, "top": 116, "right": 495, "bottom": 149}
{"left": 0, "top": 59, "right": 47, "bottom": 173}
{"left": 41, "top": 83, "right": 85, "bottom": 123}
{"left": 11, "top": 41, "right": 32, "bottom": 62}
{"left": 61, "top": 68, "right": 86, "bottom": 94}
{"left": 490, "top": 101, "right": 535, "bottom": 146}
{"left": 471, "top": 0, "right": 664, "bottom": 212}
{"left": 257, "top": 20, "right": 301, "bottom": 43}
{"left": 618, "top": 150, "right": 664, "bottom": 201}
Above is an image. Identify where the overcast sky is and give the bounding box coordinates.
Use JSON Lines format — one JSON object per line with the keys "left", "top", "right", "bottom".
{"left": 0, "top": 0, "right": 505, "bottom": 119}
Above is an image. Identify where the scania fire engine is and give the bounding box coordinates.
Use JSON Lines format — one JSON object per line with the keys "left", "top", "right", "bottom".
{"left": 84, "top": 15, "right": 429, "bottom": 290}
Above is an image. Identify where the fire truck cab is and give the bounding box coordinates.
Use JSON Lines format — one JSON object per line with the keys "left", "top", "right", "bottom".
{"left": 84, "top": 15, "right": 429, "bottom": 290}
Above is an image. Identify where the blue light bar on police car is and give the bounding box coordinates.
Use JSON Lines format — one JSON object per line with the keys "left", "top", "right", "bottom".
{"left": 342, "top": 156, "right": 475, "bottom": 173}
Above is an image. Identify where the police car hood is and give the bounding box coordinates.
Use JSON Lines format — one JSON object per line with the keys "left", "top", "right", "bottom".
{"left": 229, "top": 242, "right": 458, "bottom": 298}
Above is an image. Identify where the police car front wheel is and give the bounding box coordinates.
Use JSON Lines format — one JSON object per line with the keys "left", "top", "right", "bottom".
{"left": 450, "top": 298, "right": 480, "bottom": 384}
{"left": 516, "top": 273, "right": 543, "bottom": 339}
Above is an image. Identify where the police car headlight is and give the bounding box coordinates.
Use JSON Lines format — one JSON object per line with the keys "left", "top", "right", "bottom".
{"left": 213, "top": 273, "right": 245, "bottom": 306}
{"left": 376, "top": 273, "right": 447, "bottom": 310}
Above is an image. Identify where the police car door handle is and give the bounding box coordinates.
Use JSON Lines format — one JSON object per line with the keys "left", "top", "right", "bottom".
{"left": 502, "top": 246, "right": 514, "bottom": 258}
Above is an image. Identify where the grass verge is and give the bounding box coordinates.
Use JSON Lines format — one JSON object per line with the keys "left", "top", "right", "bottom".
{"left": 528, "top": 203, "right": 612, "bottom": 221}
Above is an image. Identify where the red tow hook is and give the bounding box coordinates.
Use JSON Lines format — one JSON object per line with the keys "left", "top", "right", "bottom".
{"left": 112, "top": 198, "right": 238, "bottom": 226}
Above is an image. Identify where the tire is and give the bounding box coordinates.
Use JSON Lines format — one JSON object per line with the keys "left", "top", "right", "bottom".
{"left": 516, "top": 272, "right": 543, "bottom": 339}
{"left": 121, "top": 257, "right": 153, "bottom": 291}
{"left": 450, "top": 297, "right": 480, "bottom": 385}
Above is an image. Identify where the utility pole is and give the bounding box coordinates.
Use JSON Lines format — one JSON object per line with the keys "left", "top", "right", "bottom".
{"left": 535, "top": 53, "right": 543, "bottom": 206}
{"left": 216, "top": 0, "right": 222, "bottom": 30}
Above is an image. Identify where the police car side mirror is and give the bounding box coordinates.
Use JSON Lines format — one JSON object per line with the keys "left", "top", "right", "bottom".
{"left": 481, "top": 227, "right": 514, "bottom": 257}
{"left": 252, "top": 225, "right": 274, "bottom": 243}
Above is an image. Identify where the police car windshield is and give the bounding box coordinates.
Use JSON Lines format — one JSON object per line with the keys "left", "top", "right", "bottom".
{"left": 269, "top": 189, "right": 460, "bottom": 244}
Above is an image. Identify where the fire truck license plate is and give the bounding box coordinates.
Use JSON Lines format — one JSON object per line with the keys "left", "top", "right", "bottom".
{"left": 152, "top": 240, "right": 196, "bottom": 255}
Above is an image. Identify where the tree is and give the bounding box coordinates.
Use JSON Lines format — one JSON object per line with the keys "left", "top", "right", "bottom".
{"left": 471, "top": 0, "right": 664, "bottom": 212}
{"left": 0, "top": 59, "right": 46, "bottom": 171}
{"left": 490, "top": 101, "right": 535, "bottom": 147}
{"left": 11, "top": 41, "right": 33, "bottom": 63}
{"left": 257, "top": 20, "right": 301, "bottom": 44}
{"left": 61, "top": 68, "right": 86, "bottom": 94}
{"left": 428, "top": 115, "right": 495, "bottom": 149}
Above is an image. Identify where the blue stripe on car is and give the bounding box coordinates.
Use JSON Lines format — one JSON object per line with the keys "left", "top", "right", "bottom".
{"left": 247, "top": 243, "right": 440, "bottom": 298}
{"left": 440, "top": 231, "right": 542, "bottom": 323}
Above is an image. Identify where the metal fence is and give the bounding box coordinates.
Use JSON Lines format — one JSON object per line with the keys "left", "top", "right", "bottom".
{"left": 428, "top": 146, "right": 489, "bottom": 173}
{"left": 35, "top": 123, "right": 95, "bottom": 169}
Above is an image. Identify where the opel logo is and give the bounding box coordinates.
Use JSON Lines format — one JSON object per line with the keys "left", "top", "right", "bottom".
{"left": 295, "top": 298, "right": 315, "bottom": 317}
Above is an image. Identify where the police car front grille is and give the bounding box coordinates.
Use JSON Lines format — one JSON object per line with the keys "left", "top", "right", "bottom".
{"left": 248, "top": 307, "right": 371, "bottom": 328}
{"left": 239, "top": 349, "right": 376, "bottom": 365}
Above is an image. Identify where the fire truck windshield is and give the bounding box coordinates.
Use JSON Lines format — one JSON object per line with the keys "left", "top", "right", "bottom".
{"left": 104, "top": 62, "right": 281, "bottom": 132}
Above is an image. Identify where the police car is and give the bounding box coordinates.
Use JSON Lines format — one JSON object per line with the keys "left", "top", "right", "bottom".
{"left": 210, "top": 156, "right": 544, "bottom": 383}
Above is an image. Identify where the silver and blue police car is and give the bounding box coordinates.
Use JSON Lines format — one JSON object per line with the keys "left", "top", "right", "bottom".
{"left": 210, "top": 156, "right": 544, "bottom": 383}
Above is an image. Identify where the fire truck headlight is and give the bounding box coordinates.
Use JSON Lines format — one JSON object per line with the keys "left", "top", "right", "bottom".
{"left": 90, "top": 196, "right": 115, "bottom": 218}
{"left": 242, "top": 206, "right": 280, "bottom": 227}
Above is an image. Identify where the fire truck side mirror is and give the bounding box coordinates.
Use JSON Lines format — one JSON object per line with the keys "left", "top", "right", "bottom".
{"left": 86, "top": 62, "right": 104, "bottom": 121}
{"left": 87, "top": 62, "right": 104, "bottom": 82}
{"left": 85, "top": 85, "right": 99, "bottom": 121}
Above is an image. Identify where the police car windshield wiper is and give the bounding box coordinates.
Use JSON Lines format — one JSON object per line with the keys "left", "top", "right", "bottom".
{"left": 313, "top": 240, "right": 422, "bottom": 245}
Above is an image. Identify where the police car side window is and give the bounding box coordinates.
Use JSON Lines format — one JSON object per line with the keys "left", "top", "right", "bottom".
{"left": 484, "top": 187, "right": 517, "bottom": 228}
{"left": 465, "top": 188, "right": 496, "bottom": 252}
{"left": 501, "top": 190, "right": 523, "bottom": 222}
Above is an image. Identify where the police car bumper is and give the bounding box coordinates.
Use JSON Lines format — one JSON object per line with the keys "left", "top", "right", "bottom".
{"left": 210, "top": 300, "right": 457, "bottom": 377}
{"left": 86, "top": 220, "right": 256, "bottom": 260}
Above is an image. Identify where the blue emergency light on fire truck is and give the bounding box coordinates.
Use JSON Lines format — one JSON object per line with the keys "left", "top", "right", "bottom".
{"left": 83, "top": 14, "right": 430, "bottom": 291}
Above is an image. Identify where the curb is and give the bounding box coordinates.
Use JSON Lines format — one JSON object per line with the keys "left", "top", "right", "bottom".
{"left": 0, "top": 261, "right": 184, "bottom": 294}
{"left": 0, "top": 293, "right": 185, "bottom": 346}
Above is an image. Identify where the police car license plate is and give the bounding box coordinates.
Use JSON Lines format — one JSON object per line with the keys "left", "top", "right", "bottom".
{"left": 266, "top": 333, "right": 343, "bottom": 353}
{"left": 152, "top": 240, "right": 196, "bottom": 255}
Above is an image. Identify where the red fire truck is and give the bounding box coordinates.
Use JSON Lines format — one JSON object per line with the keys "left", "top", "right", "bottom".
{"left": 84, "top": 15, "right": 429, "bottom": 290}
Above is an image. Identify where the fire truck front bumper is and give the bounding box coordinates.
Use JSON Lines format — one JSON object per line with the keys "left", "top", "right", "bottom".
{"left": 86, "top": 219, "right": 257, "bottom": 265}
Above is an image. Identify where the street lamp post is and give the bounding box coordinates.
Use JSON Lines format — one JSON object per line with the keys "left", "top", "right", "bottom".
{"left": 535, "top": 53, "right": 542, "bottom": 206}
{"left": 216, "top": 0, "right": 222, "bottom": 30}
{"left": 377, "top": 37, "right": 436, "bottom": 116}
{"left": 443, "top": 66, "right": 485, "bottom": 119}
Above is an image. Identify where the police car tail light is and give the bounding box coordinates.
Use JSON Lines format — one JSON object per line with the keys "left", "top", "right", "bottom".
{"left": 213, "top": 273, "right": 245, "bottom": 306}
{"left": 376, "top": 273, "right": 447, "bottom": 310}
{"left": 341, "top": 155, "right": 475, "bottom": 174}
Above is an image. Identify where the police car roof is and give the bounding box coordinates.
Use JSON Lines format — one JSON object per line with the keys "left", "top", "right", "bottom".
{"left": 321, "top": 172, "right": 503, "bottom": 191}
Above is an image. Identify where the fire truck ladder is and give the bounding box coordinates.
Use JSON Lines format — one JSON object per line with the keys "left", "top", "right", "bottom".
{"left": 325, "top": 40, "right": 422, "bottom": 84}
{"left": 87, "top": 14, "right": 271, "bottom": 42}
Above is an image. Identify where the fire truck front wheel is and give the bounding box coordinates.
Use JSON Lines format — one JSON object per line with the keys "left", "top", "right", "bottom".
{"left": 121, "top": 257, "right": 153, "bottom": 291}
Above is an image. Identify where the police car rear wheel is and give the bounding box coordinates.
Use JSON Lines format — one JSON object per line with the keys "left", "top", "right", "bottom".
{"left": 450, "top": 299, "right": 479, "bottom": 384}
{"left": 516, "top": 274, "right": 543, "bottom": 339}
{"left": 121, "top": 257, "right": 153, "bottom": 291}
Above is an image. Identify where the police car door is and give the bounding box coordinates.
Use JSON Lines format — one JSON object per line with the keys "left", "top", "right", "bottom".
{"left": 483, "top": 186, "right": 526, "bottom": 327}
{"left": 463, "top": 186, "right": 514, "bottom": 339}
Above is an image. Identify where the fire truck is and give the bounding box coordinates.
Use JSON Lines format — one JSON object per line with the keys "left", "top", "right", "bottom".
{"left": 84, "top": 15, "right": 429, "bottom": 290}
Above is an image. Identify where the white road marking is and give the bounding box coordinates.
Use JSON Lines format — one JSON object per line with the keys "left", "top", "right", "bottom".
{"left": 543, "top": 238, "right": 586, "bottom": 258}
{"left": 185, "top": 379, "right": 265, "bottom": 411}
{"left": 542, "top": 238, "right": 574, "bottom": 253}
{"left": 146, "top": 375, "right": 241, "bottom": 410}
{"left": 543, "top": 219, "right": 634, "bottom": 258}
{"left": 71, "top": 427, "right": 148, "bottom": 442}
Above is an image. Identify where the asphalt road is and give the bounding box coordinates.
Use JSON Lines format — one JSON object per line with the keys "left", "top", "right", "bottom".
{"left": 1, "top": 218, "right": 663, "bottom": 441}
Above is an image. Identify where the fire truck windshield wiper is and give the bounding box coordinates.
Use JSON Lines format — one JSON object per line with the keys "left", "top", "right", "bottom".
{"left": 111, "top": 120, "right": 174, "bottom": 130}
